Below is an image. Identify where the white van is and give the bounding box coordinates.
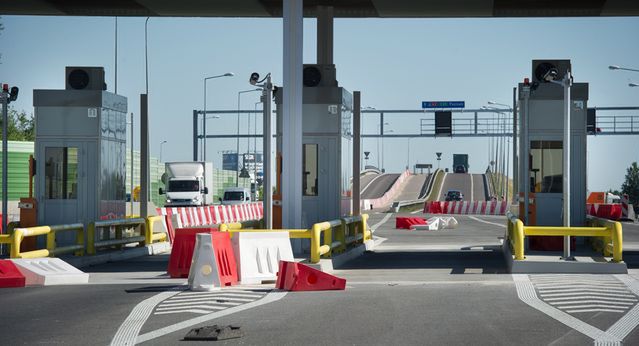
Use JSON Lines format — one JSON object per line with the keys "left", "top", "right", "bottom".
{"left": 220, "top": 187, "right": 252, "bottom": 205}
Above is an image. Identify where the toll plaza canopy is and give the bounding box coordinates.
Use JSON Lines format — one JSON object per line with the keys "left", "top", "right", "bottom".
{"left": 2, "top": 0, "right": 639, "bottom": 17}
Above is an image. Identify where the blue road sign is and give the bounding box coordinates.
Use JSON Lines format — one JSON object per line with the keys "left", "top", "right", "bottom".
{"left": 422, "top": 101, "right": 465, "bottom": 109}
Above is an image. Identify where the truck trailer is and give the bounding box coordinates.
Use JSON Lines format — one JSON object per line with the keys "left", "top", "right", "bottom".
{"left": 453, "top": 154, "right": 469, "bottom": 173}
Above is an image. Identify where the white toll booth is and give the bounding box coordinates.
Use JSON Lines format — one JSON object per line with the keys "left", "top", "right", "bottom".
{"left": 518, "top": 60, "right": 588, "bottom": 227}
{"left": 275, "top": 64, "right": 353, "bottom": 247}
{"left": 33, "top": 67, "right": 127, "bottom": 246}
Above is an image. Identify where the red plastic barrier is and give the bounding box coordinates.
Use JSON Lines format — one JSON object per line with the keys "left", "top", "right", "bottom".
{"left": 0, "top": 260, "right": 26, "bottom": 288}
{"left": 168, "top": 228, "right": 218, "bottom": 278}
{"left": 596, "top": 204, "right": 622, "bottom": 220}
{"left": 395, "top": 217, "right": 427, "bottom": 230}
{"left": 210, "top": 231, "right": 238, "bottom": 287}
{"left": 429, "top": 202, "right": 442, "bottom": 214}
{"left": 276, "top": 261, "right": 346, "bottom": 291}
{"left": 529, "top": 236, "right": 576, "bottom": 251}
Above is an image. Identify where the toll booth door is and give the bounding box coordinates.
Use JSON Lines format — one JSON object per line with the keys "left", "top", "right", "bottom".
{"left": 37, "top": 141, "right": 88, "bottom": 242}
{"left": 302, "top": 137, "right": 338, "bottom": 228}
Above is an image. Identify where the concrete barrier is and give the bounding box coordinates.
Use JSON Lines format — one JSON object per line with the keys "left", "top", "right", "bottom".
{"left": 11, "top": 258, "right": 89, "bottom": 286}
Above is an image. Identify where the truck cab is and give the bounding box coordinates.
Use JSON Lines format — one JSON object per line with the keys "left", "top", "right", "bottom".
{"left": 220, "top": 187, "right": 251, "bottom": 205}
{"left": 159, "top": 161, "right": 213, "bottom": 207}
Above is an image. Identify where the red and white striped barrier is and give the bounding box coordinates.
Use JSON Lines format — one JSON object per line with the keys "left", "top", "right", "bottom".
{"left": 621, "top": 194, "right": 629, "bottom": 219}
{"left": 423, "top": 201, "right": 509, "bottom": 215}
{"left": 156, "top": 203, "right": 264, "bottom": 242}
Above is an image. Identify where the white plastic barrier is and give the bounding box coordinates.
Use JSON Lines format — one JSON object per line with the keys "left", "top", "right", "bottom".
{"left": 187, "top": 233, "right": 222, "bottom": 291}
{"left": 231, "top": 232, "right": 294, "bottom": 284}
{"left": 412, "top": 217, "right": 458, "bottom": 231}
{"left": 11, "top": 258, "right": 89, "bottom": 286}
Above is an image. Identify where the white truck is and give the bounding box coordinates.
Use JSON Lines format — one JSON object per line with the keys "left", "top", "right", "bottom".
{"left": 159, "top": 162, "right": 213, "bottom": 207}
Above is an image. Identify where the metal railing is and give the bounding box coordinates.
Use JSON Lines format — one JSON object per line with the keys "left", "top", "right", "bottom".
{"left": 0, "top": 224, "right": 84, "bottom": 259}
{"left": 506, "top": 212, "right": 622, "bottom": 262}
{"left": 87, "top": 218, "right": 147, "bottom": 255}
{"left": 220, "top": 214, "right": 371, "bottom": 263}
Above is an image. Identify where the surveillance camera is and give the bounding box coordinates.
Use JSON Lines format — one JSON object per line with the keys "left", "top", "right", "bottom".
{"left": 8, "top": 86, "right": 19, "bottom": 102}
{"left": 542, "top": 68, "right": 558, "bottom": 82}
{"left": 249, "top": 72, "right": 260, "bottom": 86}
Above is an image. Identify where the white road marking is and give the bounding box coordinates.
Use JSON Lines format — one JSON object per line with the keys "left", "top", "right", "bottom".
{"left": 469, "top": 174, "right": 474, "bottom": 202}
{"left": 512, "top": 274, "right": 621, "bottom": 344}
{"left": 156, "top": 304, "right": 229, "bottom": 311}
{"left": 515, "top": 274, "right": 639, "bottom": 345}
{"left": 158, "top": 300, "right": 243, "bottom": 308}
{"left": 370, "top": 213, "right": 393, "bottom": 230}
{"left": 154, "top": 309, "right": 222, "bottom": 315}
{"left": 468, "top": 215, "right": 506, "bottom": 228}
{"left": 135, "top": 291, "right": 287, "bottom": 344}
{"left": 410, "top": 209, "right": 422, "bottom": 214}
{"left": 110, "top": 289, "right": 182, "bottom": 346}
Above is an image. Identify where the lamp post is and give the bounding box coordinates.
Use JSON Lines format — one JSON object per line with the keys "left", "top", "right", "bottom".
{"left": 630, "top": 83, "right": 639, "bottom": 87}
{"left": 406, "top": 137, "right": 416, "bottom": 171}
{"left": 382, "top": 129, "right": 393, "bottom": 172}
{"left": 203, "top": 72, "right": 234, "bottom": 161}
{"left": 376, "top": 122, "right": 389, "bottom": 170}
{"left": 609, "top": 65, "right": 639, "bottom": 73}
{"left": 159, "top": 140, "right": 167, "bottom": 162}
{"left": 236, "top": 88, "right": 262, "bottom": 186}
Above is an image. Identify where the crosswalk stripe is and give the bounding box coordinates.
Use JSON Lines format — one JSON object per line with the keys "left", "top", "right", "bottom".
{"left": 543, "top": 296, "right": 638, "bottom": 303}
{"left": 566, "top": 308, "right": 627, "bottom": 314}
{"left": 154, "top": 309, "right": 216, "bottom": 315}
{"left": 539, "top": 287, "right": 631, "bottom": 294}
{"left": 171, "top": 293, "right": 264, "bottom": 300}
{"left": 156, "top": 304, "right": 228, "bottom": 312}
{"left": 158, "top": 300, "right": 241, "bottom": 308}
{"left": 165, "top": 296, "right": 257, "bottom": 304}
{"left": 540, "top": 291, "right": 636, "bottom": 298}
{"left": 551, "top": 301, "right": 634, "bottom": 307}
{"left": 177, "top": 290, "right": 268, "bottom": 297}
{"left": 535, "top": 283, "right": 628, "bottom": 289}
{"left": 161, "top": 299, "right": 243, "bottom": 306}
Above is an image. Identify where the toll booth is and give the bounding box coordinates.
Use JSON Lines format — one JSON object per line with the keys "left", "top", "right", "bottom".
{"left": 518, "top": 60, "right": 588, "bottom": 227}
{"left": 275, "top": 64, "right": 353, "bottom": 230}
{"left": 33, "top": 67, "right": 127, "bottom": 246}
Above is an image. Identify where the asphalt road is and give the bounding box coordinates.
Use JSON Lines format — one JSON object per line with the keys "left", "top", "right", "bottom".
{"left": 394, "top": 174, "right": 428, "bottom": 201}
{"left": 2, "top": 215, "right": 639, "bottom": 345}
{"left": 439, "top": 173, "right": 488, "bottom": 201}
{"left": 361, "top": 173, "right": 400, "bottom": 199}
{"left": 359, "top": 173, "right": 379, "bottom": 192}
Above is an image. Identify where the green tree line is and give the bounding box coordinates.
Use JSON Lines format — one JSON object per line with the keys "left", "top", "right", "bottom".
{"left": 0, "top": 108, "right": 35, "bottom": 141}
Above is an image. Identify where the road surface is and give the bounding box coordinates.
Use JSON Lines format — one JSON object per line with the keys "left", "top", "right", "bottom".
{"left": 439, "top": 173, "right": 488, "bottom": 201}
{"left": 361, "top": 173, "right": 400, "bottom": 199}
{"left": 394, "top": 174, "right": 428, "bottom": 201}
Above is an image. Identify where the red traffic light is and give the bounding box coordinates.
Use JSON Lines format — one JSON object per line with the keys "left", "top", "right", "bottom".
{"left": 2, "top": 84, "right": 8, "bottom": 92}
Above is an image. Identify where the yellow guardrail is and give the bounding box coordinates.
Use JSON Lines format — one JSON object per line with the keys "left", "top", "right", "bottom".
{"left": 0, "top": 223, "right": 85, "bottom": 259}
{"left": 220, "top": 214, "right": 371, "bottom": 263}
{"left": 87, "top": 218, "right": 147, "bottom": 255}
{"left": 506, "top": 212, "right": 623, "bottom": 263}
{"left": 145, "top": 215, "right": 169, "bottom": 245}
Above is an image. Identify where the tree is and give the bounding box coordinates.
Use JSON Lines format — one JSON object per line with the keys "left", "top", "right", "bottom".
{"left": 621, "top": 162, "right": 639, "bottom": 214}
{"left": 0, "top": 108, "right": 35, "bottom": 141}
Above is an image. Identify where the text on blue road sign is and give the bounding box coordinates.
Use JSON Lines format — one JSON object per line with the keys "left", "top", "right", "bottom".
{"left": 422, "top": 101, "right": 465, "bottom": 109}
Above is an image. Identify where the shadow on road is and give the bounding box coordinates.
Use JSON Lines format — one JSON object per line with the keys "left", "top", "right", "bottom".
{"left": 339, "top": 247, "right": 508, "bottom": 274}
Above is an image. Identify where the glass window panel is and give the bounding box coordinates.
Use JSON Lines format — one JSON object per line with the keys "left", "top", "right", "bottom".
{"left": 530, "top": 140, "right": 562, "bottom": 193}
{"left": 44, "top": 147, "right": 78, "bottom": 199}
{"left": 303, "top": 144, "right": 318, "bottom": 196}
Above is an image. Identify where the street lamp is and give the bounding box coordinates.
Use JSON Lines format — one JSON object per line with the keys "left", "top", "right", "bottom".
{"left": 609, "top": 65, "right": 639, "bottom": 73}
{"left": 159, "top": 140, "right": 167, "bottom": 162}
{"left": 406, "top": 137, "right": 416, "bottom": 171}
{"left": 203, "top": 72, "right": 234, "bottom": 161}
{"left": 376, "top": 122, "right": 389, "bottom": 170}
{"left": 630, "top": 83, "right": 639, "bottom": 87}
{"left": 236, "top": 88, "right": 262, "bottom": 186}
{"left": 382, "top": 129, "right": 394, "bottom": 172}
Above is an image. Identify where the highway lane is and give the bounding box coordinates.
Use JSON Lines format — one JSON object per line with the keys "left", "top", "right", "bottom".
{"left": 439, "top": 173, "right": 488, "bottom": 201}
{"left": 394, "top": 174, "right": 428, "bottom": 201}
{"left": 359, "top": 172, "right": 379, "bottom": 192}
{"left": 361, "top": 173, "right": 400, "bottom": 199}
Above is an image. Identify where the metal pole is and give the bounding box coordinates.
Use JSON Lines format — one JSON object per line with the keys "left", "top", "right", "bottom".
{"left": 203, "top": 80, "right": 207, "bottom": 161}
{"left": 353, "top": 91, "right": 361, "bottom": 216}
{"left": 114, "top": 17, "right": 118, "bottom": 94}
{"left": 130, "top": 112, "right": 134, "bottom": 216}
{"left": 1, "top": 91, "right": 8, "bottom": 234}
{"left": 512, "top": 87, "right": 518, "bottom": 203}
{"left": 522, "top": 85, "right": 531, "bottom": 225}
{"left": 140, "top": 94, "right": 149, "bottom": 218}
{"left": 506, "top": 138, "right": 510, "bottom": 202}
{"left": 263, "top": 76, "right": 273, "bottom": 229}
{"left": 193, "top": 110, "right": 198, "bottom": 161}
{"left": 562, "top": 71, "right": 572, "bottom": 260}
{"left": 236, "top": 92, "right": 241, "bottom": 187}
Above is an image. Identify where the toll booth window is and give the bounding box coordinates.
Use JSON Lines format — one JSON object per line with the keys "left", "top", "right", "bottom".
{"left": 530, "top": 141, "right": 562, "bottom": 193}
{"left": 44, "top": 147, "right": 78, "bottom": 199}
{"left": 303, "top": 144, "right": 318, "bottom": 196}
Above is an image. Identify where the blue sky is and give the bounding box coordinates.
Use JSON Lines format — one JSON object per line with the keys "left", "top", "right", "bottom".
{"left": 1, "top": 15, "right": 638, "bottom": 192}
